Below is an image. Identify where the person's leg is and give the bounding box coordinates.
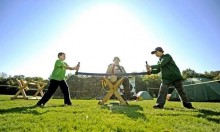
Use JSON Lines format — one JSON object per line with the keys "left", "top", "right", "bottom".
{"left": 59, "top": 80, "right": 72, "bottom": 105}
{"left": 172, "top": 80, "right": 194, "bottom": 109}
{"left": 154, "top": 83, "right": 169, "bottom": 108}
{"left": 122, "top": 78, "right": 132, "bottom": 100}
{"left": 36, "top": 80, "right": 59, "bottom": 106}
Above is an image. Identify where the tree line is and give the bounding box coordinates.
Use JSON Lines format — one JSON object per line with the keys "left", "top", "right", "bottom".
{"left": 0, "top": 69, "right": 219, "bottom": 87}
{"left": 142, "top": 69, "right": 220, "bottom": 89}
{"left": 182, "top": 69, "right": 220, "bottom": 80}
{"left": 0, "top": 74, "right": 49, "bottom": 86}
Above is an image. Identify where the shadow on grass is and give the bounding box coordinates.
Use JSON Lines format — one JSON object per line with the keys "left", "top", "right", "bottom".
{"left": 44, "top": 104, "right": 71, "bottom": 108}
{"left": 101, "top": 103, "right": 148, "bottom": 121}
{"left": 197, "top": 109, "right": 220, "bottom": 124}
{"left": 0, "top": 100, "right": 8, "bottom": 101}
{"left": 0, "top": 106, "right": 49, "bottom": 115}
{"left": 157, "top": 108, "right": 220, "bottom": 124}
{"left": 154, "top": 107, "right": 198, "bottom": 117}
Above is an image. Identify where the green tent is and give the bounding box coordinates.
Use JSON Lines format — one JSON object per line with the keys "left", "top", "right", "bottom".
{"left": 136, "top": 91, "right": 153, "bottom": 100}
{"left": 169, "top": 78, "right": 220, "bottom": 102}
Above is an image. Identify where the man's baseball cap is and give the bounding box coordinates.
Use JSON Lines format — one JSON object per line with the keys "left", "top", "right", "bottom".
{"left": 151, "top": 47, "right": 164, "bottom": 54}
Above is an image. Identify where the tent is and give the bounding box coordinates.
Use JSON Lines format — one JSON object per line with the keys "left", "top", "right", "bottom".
{"left": 136, "top": 91, "right": 153, "bottom": 100}
{"left": 169, "top": 78, "right": 220, "bottom": 102}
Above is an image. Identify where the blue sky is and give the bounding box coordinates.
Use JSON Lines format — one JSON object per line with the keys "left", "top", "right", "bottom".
{"left": 0, "top": 0, "right": 220, "bottom": 79}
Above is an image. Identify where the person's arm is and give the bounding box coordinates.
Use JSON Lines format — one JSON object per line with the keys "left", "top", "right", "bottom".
{"left": 158, "top": 54, "right": 172, "bottom": 67}
{"left": 146, "top": 63, "right": 160, "bottom": 74}
{"left": 149, "top": 54, "right": 172, "bottom": 74}
{"left": 67, "top": 66, "right": 79, "bottom": 70}
{"left": 121, "top": 66, "right": 126, "bottom": 73}
{"left": 66, "top": 62, "right": 79, "bottom": 70}
{"left": 106, "top": 64, "right": 113, "bottom": 73}
{"left": 150, "top": 66, "right": 161, "bottom": 74}
{"left": 57, "top": 61, "right": 78, "bottom": 70}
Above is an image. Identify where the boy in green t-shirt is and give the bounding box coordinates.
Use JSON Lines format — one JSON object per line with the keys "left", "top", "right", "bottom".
{"left": 146, "top": 47, "right": 194, "bottom": 109}
{"left": 36, "top": 52, "right": 79, "bottom": 106}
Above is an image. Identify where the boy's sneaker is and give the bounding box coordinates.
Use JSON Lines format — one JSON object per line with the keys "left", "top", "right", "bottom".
{"left": 153, "top": 104, "right": 164, "bottom": 109}
{"left": 65, "top": 103, "right": 73, "bottom": 106}
{"left": 34, "top": 103, "right": 44, "bottom": 107}
{"left": 183, "top": 102, "right": 195, "bottom": 109}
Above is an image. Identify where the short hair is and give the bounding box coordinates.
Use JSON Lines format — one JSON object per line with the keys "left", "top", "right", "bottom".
{"left": 58, "top": 52, "right": 65, "bottom": 58}
{"left": 113, "top": 56, "right": 120, "bottom": 62}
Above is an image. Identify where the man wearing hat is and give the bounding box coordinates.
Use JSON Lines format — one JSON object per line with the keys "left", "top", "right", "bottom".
{"left": 106, "top": 57, "right": 132, "bottom": 101}
{"left": 146, "top": 47, "right": 194, "bottom": 109}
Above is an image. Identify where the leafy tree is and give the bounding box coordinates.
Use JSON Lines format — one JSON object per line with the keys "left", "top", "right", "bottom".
{"left": 0, "top": 77, "right": 3, "bottom": 84}
{"left": 7, "top": 79, "right": 15, "bottom": 86}
{"left": 198, "top": 71, "right": 220, "bottom": 79}
{"left": 0, "top": 78, "right": 9, "bottom": 85}
{"left": 182, "top": 68, "right": 195, "bottom": 79}
{"left": 142, "top": 74, "right": 161, "bottom": 97}
{"left": 13, "top": 75, "right": 25, "bottom": 80}
{"left": 213, "top": 73, "right": 220, "bottom": 80}
{"left": 0, "top": 72, "right": 8, "bottom": 78}
{"left": 182, "top": 69, "right": 220, "bottom": 80}
{"left": 25, "top": 77, "right": 32, "bottom": 82}
{"left": 32, "top": 77, "right": 44, "bottom": 82}
{"left": 65, "top": 73, "right": 73, "bottom": 80}
{"left": 142, "top": 74, "right": 161, "bottom": 88}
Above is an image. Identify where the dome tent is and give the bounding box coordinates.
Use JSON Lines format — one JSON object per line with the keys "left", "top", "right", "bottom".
{"left": 136, "top": 91, "right": 153, "bottom": 100}
{"left": 169, "top": 78, "right": 220, "bottom": 102}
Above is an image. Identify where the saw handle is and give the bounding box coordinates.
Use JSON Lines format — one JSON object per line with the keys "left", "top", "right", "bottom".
{"left": 145, "top": 61, "right": 151, "bottom": 75}
{"left": 75, "top": 62, "right": 80, "bottom": 75}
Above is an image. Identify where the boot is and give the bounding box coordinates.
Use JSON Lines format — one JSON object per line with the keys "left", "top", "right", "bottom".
{"left": 183, "top": 102, "right": 194, "bottom": 109}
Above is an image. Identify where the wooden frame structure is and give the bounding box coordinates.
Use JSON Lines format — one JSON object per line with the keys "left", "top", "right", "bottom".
{"left": 98, "top": 77, "right": 128, "bottom": 105}
{"left": 11, "top": 79, "right": 29, "bottom": 100}
{"left": 31, "top": 81, "right": 47, "bottom": 97}
{"left": 11, "top": 79, "right": 47, "bottom": 100}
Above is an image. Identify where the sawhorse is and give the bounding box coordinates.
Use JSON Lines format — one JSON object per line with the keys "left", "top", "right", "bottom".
{"left": 11, "top": 79, "right": 29, "bottom": 100}
{"left": 98, "top": 77, "right": 128, "bottom": 105}
{"left": 31, "top": 81, "right": 47, "bottom": 97}
{"left": 11, "top": 80, "right": 47, "bottom": 100}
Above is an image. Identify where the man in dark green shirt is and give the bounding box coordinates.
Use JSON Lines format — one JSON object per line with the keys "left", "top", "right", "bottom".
{"left": 36, "top": 52, "right": 79, "bottom": 107}
{"left": 147, "top": 47, "right": 194, "bottom": 109}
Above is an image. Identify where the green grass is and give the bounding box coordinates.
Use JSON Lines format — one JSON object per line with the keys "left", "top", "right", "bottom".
{"left": 0, "top": 95, "right": 220, "bottom": 132}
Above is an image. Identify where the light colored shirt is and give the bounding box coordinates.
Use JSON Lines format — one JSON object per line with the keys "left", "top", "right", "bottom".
{"left": 106, "top": 63, "right": 126, "bottom": 74}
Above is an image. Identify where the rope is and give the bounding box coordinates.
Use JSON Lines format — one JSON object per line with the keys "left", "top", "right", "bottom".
{"left": 76, "top": 72, "right": 148, "bottom": 76}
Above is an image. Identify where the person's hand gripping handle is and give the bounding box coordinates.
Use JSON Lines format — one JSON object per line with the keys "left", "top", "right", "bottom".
{"left": 146, "top": 61, "right": 151, "bottom": 75}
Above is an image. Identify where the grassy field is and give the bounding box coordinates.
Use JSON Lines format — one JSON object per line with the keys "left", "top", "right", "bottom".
{"left": 0, "top": 95, "right": 220, "bottom": 132}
